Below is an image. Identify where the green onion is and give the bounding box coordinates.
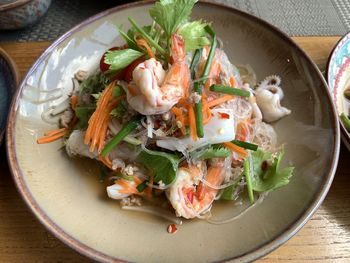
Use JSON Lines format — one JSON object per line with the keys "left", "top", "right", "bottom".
{"left": 128, "top": 17, "right": 166, "bottom": 57}
{"left": 340, "top": 113, "right": 350, "bottom": 132}
{"left": 136, "top": 180, "right": 148, "bottom": 192}
{"left": 190, "top": 49, "right": 202, "bottom": 80}
{"left": 194, "top": 26, "right": 217, "bottom": 138}
{"left": 123, "top": 136, "right": 142, "bottom": 145}
{"left": 210, "top": 85, "right": 250, "bottom": 97}
{"left": 116, "top": 172, "right": 134, "bottom": 181}
{"left": 232, "top": 140, "right": 258, "bottom": 151}
{"left": 101, "top": 116, "right": 141, "bottom": 156}
{"left": 244, "top": 158, "right": 254, "bottom": 203}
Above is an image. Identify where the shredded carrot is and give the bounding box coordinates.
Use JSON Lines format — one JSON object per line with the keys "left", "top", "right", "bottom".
{"left": 85, "top": 82, "right": 125, "bottom": 153}
{"left": 70, "top": 95, "right": 78, "bottom": 110}
{"left": 201, "top": 93, "right": 212, "bottom": 124}
{"left": 207, "top": 95, "right": 234, "bottom": 108}
{"left": 229, "top": 75, "right": 235, "bottom": 87}
{"left": 44, "top": 128, "right": 67, "bottom": 137}
{"left": 171, "top": 107, "right": 186, "bottom": 135}
{"left": 223, "top": 142, "right": 248, "bottom": 158}
{"left": 37, "top": 129, "right": 67, "bottom": 144}
{"left": 136, "top": 38, "right": 155, "bottom": 58}
{"left": 132, "top": 176, "right": 142, "bottom": 185}
{"left": 188, "top": 104, "right": 197, "bottom": 141}
{"left": 99, "top": 155, "right": 113, "bottom": 170}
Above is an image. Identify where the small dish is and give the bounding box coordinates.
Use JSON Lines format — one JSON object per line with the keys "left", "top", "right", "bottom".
{"left": 0, "top": 47, "right": 19, "bottom": 144}
{"left": 0, "top": 0, "right": 51, "bottom": 30}
{"left": 327, "top": 32, "right": 350, "bottom": 150}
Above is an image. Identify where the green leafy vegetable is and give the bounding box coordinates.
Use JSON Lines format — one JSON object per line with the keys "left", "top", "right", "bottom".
{"left": 137, "top": 148, "right": 180, "bottom": 185}
{"left": 250, "top": 150, "right": 294, "bottom": 192}
{"left": 340, "top": 113, "right": 350, "bottom": 132}
{"left": 136, "top": 180, "right": 149, "bottom": 192}
{"left": 179, "top": 21, "right": 210, "bottom": 51}
{"left": 196, "top": 146, "right": 231, "bottom": 160}
{"left": 104, "top": 49, "right": 144, "bottom": 73}
{"left": 149, "top": 0, "right": 197, "bottom": 42}
{"left": 110, "top": 101, "right": 127, "bottom": 118}
{"left": 101, "top": 116, "right": 141, "bottom": 156}
{"left": 74, "top": 106, "right": 95, "bottom": 129}
{"left": 244, "top": 158, "right": 254, "bottom": 203}
{"left": 80, "top": 73, "right": 108, "bottom": 94}
{"left": 115, "top": 172, "right": 134, "bottom": 181}
{"left": 220, "top": 174, "right": 243, "bottom": 201}
{"left": 118, "top": 27, "right": 140, "bottom": 51}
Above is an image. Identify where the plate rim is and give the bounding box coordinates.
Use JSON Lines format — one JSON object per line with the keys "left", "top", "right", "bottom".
{"left": 6, "top": 0, "right": 340, "bottom": 262}
{"left": 0, "top": 46, "right": 19, "bottom": 144}
{"left": 326, "top": 32, "right": 350, "bottom": 149}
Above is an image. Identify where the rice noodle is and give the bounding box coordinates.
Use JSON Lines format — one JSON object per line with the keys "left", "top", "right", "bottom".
{"left": 251, "top": 121, "right": 277, "bottom": 152}
{"left": 146, "top": 115, "right": 153, "bottom": 138}
{"left": 121, "top": 205, "right": 183, "bottom": 225}
{"left": 206, "top": 193, "right": 268, "bottom": 225}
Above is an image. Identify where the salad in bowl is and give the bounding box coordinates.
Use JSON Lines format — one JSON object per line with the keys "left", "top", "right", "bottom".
{"left": 37, "top": 0, "right": 294, "bottom": 227}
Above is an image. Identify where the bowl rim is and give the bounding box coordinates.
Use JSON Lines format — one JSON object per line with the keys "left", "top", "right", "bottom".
{"left": 0, "top": 47, "right": 19, "bottom": 144}
{"left": 0, "top": 0, "right": 33, "bottom": 12}
{"left": 326, "top": 32, "right": 350, "bottom": 147}
{"left": 6, "top": 0, "right": 340, "bottom": 262}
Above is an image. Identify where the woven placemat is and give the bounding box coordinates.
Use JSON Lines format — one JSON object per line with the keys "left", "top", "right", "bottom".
{"left": 0, "top": 0, "right": 349, "bottom": 42}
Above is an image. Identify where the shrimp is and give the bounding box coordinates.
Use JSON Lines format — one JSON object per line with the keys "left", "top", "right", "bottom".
{"left": 166, "top": 160, "right": 225, "bottom": 219}
{"left": 126, "top": 34, "right": 190, "bottom": 115}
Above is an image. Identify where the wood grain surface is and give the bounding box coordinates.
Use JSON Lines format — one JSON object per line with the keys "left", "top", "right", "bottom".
{"left": 1, "top": 37, "right": 349, "bottom": 262}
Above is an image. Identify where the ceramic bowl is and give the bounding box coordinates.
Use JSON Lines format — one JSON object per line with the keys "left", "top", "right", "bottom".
{"left": 0, "top": 0, "right": 51, "bottom": 30}
{"left": 327, "top": 32, "right": 350, "bottom": 150}
{"left": 0, "top": 47, "right": 19, "bottom": 144}
{"left": 7, "top": 1, "right": 340, "bottom": 262}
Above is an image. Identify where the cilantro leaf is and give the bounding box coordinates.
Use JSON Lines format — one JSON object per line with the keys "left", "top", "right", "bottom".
{"left": 110, "top": 101, "right": 127, "bottom": 118}
{"left": 250, "top": 149, "right": 294, "bottom": 192}
{"left": 137, "top": 148, "right": 180, "bottom": 185}
{"left": 80, "top": 73, "right": 108, "bottom": 94}
{"left": 196, "top": 146, "right": 231, "bottom": 160}
{"left": 74, "top": 106, "right": 95, "bottom": 130}
{"left": 220, "top": 174, "right": 243, "bottom": 201}
{"left": 104, "top": 49, "right": 143, "bottom": 73}
{"left": 149, "top": 0, "right": 197, "bottom": 39}
{"left": 179, "top": 21, "right": 210, "bottom": 51}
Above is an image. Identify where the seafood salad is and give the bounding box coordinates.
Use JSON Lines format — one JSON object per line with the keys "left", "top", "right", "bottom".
{"left": 37, "top": 0, "right": 294, "bottom": 226}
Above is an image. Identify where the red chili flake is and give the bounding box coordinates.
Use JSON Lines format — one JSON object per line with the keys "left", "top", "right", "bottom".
{"left": 167, "top": 224, "right": 178, "bottom": 234}
{"left": 218, "top": 112, "right": 230, "bottom": 119}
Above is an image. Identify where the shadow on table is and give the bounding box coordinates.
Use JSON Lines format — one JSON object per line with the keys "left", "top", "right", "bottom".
{"left": 321, "top": 144, "right": 350, "bottom": 232}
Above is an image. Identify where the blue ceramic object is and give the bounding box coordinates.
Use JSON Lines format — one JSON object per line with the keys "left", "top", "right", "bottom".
{"left": 0, "top": 48, "right": 19, "bottom": 143}
{"left": 0, "top": 0, "right": 51, "bottom": 30}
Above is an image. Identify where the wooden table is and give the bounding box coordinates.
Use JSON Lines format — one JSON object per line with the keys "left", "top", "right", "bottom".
{"left": 1, "top": 37, "right": 350, "bottom": 262}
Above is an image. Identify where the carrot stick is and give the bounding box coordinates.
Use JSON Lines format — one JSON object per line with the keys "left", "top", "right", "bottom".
{"left": 99, "top": 155, "right": 113, "bottom": 170}
{"left": 207, "top": 95, "right": 234, "bottom": 108}
{"left": 229, "top": 75, "right": 235, "bottom": 87}
{"left": 44, "top": 128, "right": 67, "bottom": 136}
{"left": 223, "top": 142, "right": 248, "bottom": 158}
{"left": 136, "top": 38, "right": 155, "bottom": 58}
{"left": 70, "top": 95, "right": 78, "bottom": 110}
{"left": 188, "top": 104, "right": 197, "bottom": 141}
{"left": 37, "top": 130, "right": 67, "bottom": 144}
